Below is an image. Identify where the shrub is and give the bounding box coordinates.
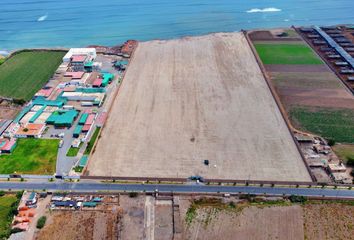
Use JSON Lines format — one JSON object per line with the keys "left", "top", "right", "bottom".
{"left": 289, "top": 195, "right": 307, "bottom": 203}
{"left": 128, "top": 192, "right": 138, "bottom": 198}
{"left": 10, "top": 228, "right": 24, "bottom": 234}
{"left": 0, "top": 190, "right": 5, "bottom": 196}
{"left": 36, "top": 216, "right": 47, "bottom": 229}
{"left": 327, "top": 139, "right": 335, "bottom": 146}
{"left": 350, "top": 169, "right": 354, "bottom": 177}
{"left": 347, "top": 157, "right": 354, "bottom": 166}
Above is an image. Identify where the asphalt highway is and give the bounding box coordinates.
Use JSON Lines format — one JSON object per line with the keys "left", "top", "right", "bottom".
{"left": 1, "top": 182, "right": 353, "bottom": 199}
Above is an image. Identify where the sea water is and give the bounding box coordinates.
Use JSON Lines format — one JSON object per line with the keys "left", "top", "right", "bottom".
{"left": 1, "top": 0, "right": 354, "bottom": 50}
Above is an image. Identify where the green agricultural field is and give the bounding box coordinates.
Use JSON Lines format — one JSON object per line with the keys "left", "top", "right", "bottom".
{"left": 333, "top": 144, "right": 354, "bottom": 164}
{"left": 290, "top": 107, "right": 354, "bottom": 143}
{"left": 255, "top": 43, "right": 322, "bottom": 65}
{"left": 0, "top": 51, "right": 65, "bottom": 101}
{"left": 0, "top": 138, "right": 59, "bottom": 174}
{"left": 0, "top": 194, "right": 18, "bottom": 239}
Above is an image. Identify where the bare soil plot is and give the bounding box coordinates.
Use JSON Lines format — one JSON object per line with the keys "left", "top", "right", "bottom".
{"left": 185, "top": 205, "right": 304, "bottom": 240}
{"left": 119, "top": 195, "right": 145, "bottom": 240}
{"left": 154, "top": 200, "right": 173, "bottom": 240}
{"left": 35, "top": 211, "right": 119, "bottom": 240}
{"left": 88, "top": 32, "right": 310, "bottom": 181}
{"left": 265, "top": 64, "right": 329, "bottom": 72}
{"left": 303, "top": 203, "right": 354, "bottom": 240}
{"left": 270, "top": 72, "right": 354, "bottom": 110}
{"left": 0, "top": 107, "right": 19, "bottom": 120}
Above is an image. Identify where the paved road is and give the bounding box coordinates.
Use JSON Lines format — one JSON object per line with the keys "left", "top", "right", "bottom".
{"left": 1, "top": 182, "right": 353, "bottom": 199}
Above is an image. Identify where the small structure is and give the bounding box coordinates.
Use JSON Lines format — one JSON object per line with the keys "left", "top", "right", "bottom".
{"left": 25, "top": 192, "right": 37, "bottom": 206}
{"left": 328, "top": 163, "right": 346, "bottom": 173}
{"left": 15, "top": 123, "right": 45, "bottom": 138}
{"left": 0, "top": 138, "right": 17, "bottom": 154}
{"left": 79, "top": 155, "right": 88, "bottom": 168}
{"left": 62, "top": 48, "right": 96, "bottom": 63}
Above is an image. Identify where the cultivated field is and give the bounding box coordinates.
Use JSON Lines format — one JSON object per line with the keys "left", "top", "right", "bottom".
{"left": 88, "top": 33, "right": 310, "bottom": 181}
{"left": 0, "top": 51, "right": 65, "bottom": 101}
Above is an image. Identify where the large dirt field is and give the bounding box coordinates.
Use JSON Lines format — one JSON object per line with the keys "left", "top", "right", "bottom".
{"left": 88, "top": 32, "right": 310, "bottom": 181}
{"left": 185, "top": 205, "right": 304, "bottom": 240}
{"left": 35, "top": 211, "right": 120, "bottom": 240}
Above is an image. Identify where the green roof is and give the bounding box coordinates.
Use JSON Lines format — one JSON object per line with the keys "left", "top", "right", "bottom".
{"left": 76, "top": 87, "right": 106, "bottom": 93}
{"left": 79, "top": 155, "right": 88, "bottom": 167}
{"left": 84, "top": 61, "right": 93, "bottom": 67}
{"left": 29, "top": 105, "right": 46, "bottom": 123}
{"left": 78, "top": 113, "right": 88, "bottom": 125}
{"left": 46, "top": 109, "right": 78, "bottom": 126}
{"left": 83, "top": 202, "right": 97, "bottom": 207}
{"left": 73, "top": 124, "right": 83, "bottom": 136}
{"left": 32, "top": 96, "right": 66, "bottom": 107}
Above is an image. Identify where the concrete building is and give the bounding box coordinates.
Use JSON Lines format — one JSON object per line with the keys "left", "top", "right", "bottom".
{"left": 62, "top": 48, "right": 96, "bottom": 63}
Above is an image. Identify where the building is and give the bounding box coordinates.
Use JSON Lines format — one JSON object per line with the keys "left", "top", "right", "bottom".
{"left": 328, "top": 163, "right": 347, "bottom": 173}
{"left": 26, "top": 192, "right": 37, "bottom": 206}
{"left": 15, "top": 123, "right": 45, "bottom": 138}
{"left": 0, "top": 138, "right": 17, "bottom": 154}
{"left": 62, "top": 48, "right": 96, "bottom": 63}
{"left": 46, "top": 109, "right": 78, "bottom": 128}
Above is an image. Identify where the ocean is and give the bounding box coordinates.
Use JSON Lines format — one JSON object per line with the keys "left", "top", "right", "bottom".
{"left": 1, "top": 0, "right": 354, "bottom": 50}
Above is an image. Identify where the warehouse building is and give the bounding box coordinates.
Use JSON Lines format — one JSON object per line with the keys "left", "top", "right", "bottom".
{"left": 46, "top": 109, "right": 78, "bottom": 128}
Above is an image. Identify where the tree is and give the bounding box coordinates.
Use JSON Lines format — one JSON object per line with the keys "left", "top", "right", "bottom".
{"left": 36, "top": 216, "right": 47, "bottom": 229}
{"left": 327, "top": 139, "right": 335, "bottom": 146}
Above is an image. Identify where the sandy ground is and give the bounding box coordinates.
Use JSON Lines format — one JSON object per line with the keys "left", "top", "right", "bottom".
{"left": 35, "top": 210, "right": 119, "bottom": 240}
{"left": 119, "top": 195, "right": 146, "bottom": 240}
{"left": 185, "top": 205, "right": 304, "bottom": 240}
{"left": 303, "top": 203, "right": 354, "bottom": 240}
{"left": 88, "top": 32, "right": 310, "bottom": 181}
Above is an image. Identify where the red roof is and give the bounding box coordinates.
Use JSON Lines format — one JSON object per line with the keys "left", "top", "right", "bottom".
{"left": 36, "top": 87, "right": 53, "bottom": 98}
{"left": 92, "top": 78, "right": 103, "bottom": 87}
{"left": 85, "top": 114, "right": 95, "bottom": 125}
{"left": 71, "top": 55, "right": 86, "bottom": 62}
{"left": 64, "top": 71, "right": 84, "bottom": 79}
{"left": 0, "top": 138, "right": 16, "bottom": 151}
{"left": 96, "top": 112, "right": 107, "bottom": 126}
{"left": 82, "top": 124, "right": 91, "bottom": 132}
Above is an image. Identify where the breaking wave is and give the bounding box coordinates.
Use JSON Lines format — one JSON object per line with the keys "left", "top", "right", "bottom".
{"left": 37, "top": 14, "right": 48, "bottom": 22}
{"left": 246, "top": 8, "right": 282, "bottom": 13}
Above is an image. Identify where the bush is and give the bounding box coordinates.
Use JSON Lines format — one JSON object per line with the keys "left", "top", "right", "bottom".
{"left": 350, "top": 169, "right": 354, "bottom": 177}
{"left": 36, "top": 216, "right": 47, "bottom": 229}
{"left": 0, "top": 190, "right": 5, "bottom": 196}
{"left": 10, "top": 228, "right": 24, "bottom": 234}
{"left": 128, "top": 192, "right": 138, "bottom": 198}
{"left": 347, "top": 157, "right": 354, "bottom": 166}
{"left": 289, "top": 195, "right": 307, "bottom": 203}
{"left": 327, "top": 139, "right": 335, "bottom": 146}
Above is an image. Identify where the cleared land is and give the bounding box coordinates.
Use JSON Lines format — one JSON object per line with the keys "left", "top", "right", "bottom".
{"left": 185, "top": 205, "right": 304, "bottom": 240}
{"left": 88, "top": 33, "right": 310, "bottom": 181}
{"left": 0, "top": 139, "right": 59, "bottom": 174}
{"left": 303, "top": 202, "right": 354, "bottom": 240}
{"left": 0, "top": 51, "right": 65, "bottom": 101}
{"left": 35, "top": 211, "right": 119, "bottom": 240}
{"left": 255, "top": 43, "right": 322, "bottom": 65}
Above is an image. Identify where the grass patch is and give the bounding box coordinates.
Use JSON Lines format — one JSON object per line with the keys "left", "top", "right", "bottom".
{"left": 333, "top": 144, "right": 354, "bottom": 164}
{"left": 0, "top": 193, "right": 21, "bottom": 239}
{"left": 73, "top": 166, "right": 83, "bottom": 173}
{"left": 0, "top": 51, "right": 65, "bottom": 101}
{"left": 290, "top": 107, "right": 354, "bottom": 143}
{"left": 0, "top": 138, "right": 59, "bottom": 174}
{"left": 84, "top": 127, "right": 100, "bottom": 155}
{"left": 255, "top": 43, "right": 322, "bottom": 65}
{"left": 66, "top": 143, "right": 82, "bottom": 157}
